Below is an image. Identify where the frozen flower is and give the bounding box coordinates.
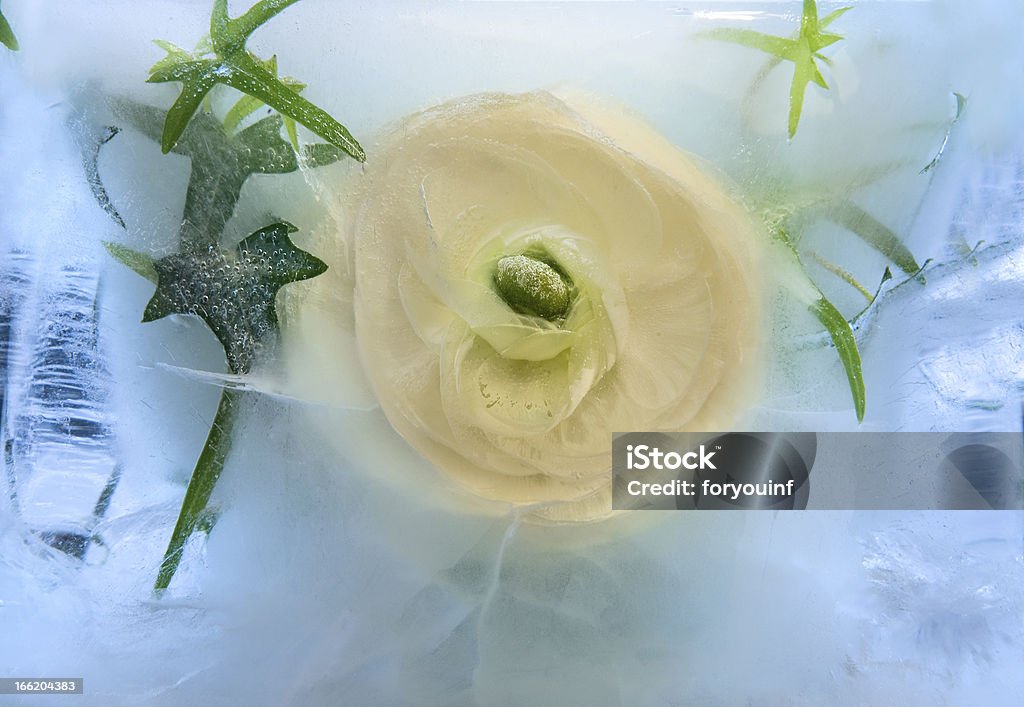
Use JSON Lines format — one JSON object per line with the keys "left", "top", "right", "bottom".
{"left": 288, "top": 91, "right": 763, "bottom": 521}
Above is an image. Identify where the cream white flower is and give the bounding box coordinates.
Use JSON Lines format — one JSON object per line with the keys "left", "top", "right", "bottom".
{"left": 289, "top": 91, "right": 763, "bottom": 521}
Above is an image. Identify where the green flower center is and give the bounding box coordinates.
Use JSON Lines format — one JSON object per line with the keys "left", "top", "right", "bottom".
{"left": 493, "top": 253, "right": 573, "bottom": 321}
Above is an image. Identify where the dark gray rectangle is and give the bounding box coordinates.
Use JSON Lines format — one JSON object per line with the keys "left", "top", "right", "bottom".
{"left": 0, "top": 679, "right": 83, "bottom": 695}
{"left": 612, "top": 432, "right": 1024, "bottom": 510}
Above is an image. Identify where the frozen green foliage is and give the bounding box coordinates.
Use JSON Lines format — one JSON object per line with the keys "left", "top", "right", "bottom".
{"left": 705, "top": 0, "right": 851, "bottom": 138}
{"left": 148, "top": 0, "right": 364, "bottom": 160}
{"left": 0, "top": 2, "right": 18, "bottom": 51}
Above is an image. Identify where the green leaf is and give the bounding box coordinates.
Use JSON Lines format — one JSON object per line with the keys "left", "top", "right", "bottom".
{"left": 773, "top": 227, "right": 866, "bottom": 422}
{"left": 221, "top": 54, "right": 308, "bottom": 135}
{"left": 809, "top": 31, "right": 844, "bottom": 52}
{"left": 820, "top": 6, "right": 853, "bottom": 28}
{"left": 810, "top": 60, "right": 828, "bottom": 89}
{"left": 702, "top": 28, "right": 798, "bottom": 59}
{"left": 801, "top": 0, "right": 821, "bottom": 31}
{"left": 284, "top": 115, "right": 299, "bottom": 150}
{"left": 222, "top": 93, "right": 268, "bottom": 134}
{"left": 213, "top": 0, "right": 302, "bottom": 55}
{"left": 110, "top": 96, "right": 345, "bottom": 249}
{"left": 151, "top": 61, "right": 221, "bottom": 153}
{"left": 148, "top": 0, "right": 364, "bottom": 160}
{"left": 147, "top": 56, "right": 216, "bottom": 84}
{"left": 149, "top": 39, "right": 193, "bottom": 74}
{"left": 788, "top": 41, "right": 813, "bottom": 138}
{"left": 0, "top": 3, "right": 18, "bottom": 51}
{"left": 826, "top": 201, "right": 921, "bottom": 274}
{"left": 141, "top": 221, "right": 327, "bottom": 374}
{"left": 810, "top": 296, "right": 866, "bottom": 422}
{"left": 302, "top": 142, "right": 347, "bottom": 168}
{"left": 219, "top": 51, "right": 365, "bottom": 161}
{"left": 705, "top": 0, "right": 850, "bottom": 138}
{"left": 104, "top": 242, "right": 158, "bottom": 283}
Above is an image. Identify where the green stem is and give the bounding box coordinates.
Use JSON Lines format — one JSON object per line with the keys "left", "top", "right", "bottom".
{"left": 154, "top": 387, "right": 242, "bottom": 592}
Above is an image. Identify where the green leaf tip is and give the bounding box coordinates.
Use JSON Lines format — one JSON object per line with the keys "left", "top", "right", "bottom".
{"left": 148, "top": 0, "right": 364, "bottom": 161}
{"left": 0, "top": 3, "right": 18, "bottom": 51}
{"left": 820, "top": 7, "right": 853, "bottom": 29}
{"left": 104, "top": 242, "right": 159, "bottom": 283}
{"left": 810, "top": 297, "right": 865, "bottom": 422}
{"left": 706, "top": 0, "right": 851, "bottom": 138}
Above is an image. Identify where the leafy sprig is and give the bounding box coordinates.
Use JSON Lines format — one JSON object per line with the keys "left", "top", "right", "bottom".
{"left": 762, "top": 186, "right": 923, "bottom": 423}
{"left": 147, "top": 0, "right": 364, "bottom": 161}
{"left": 705, "top": 0, "right": 851, "bottom": 138}
{"left": 706, "top": 0, "right": 937, "bottom": 421}
{"left": 88, "top": 2, "right": 356, "bottom": 590}
{"left": 107, "top": 221, "right": 326, "bottom": 591}
{"left": 111, "top": 98, "right": 346, "bottom": 248}
{"left": 772, "top": 227, "right": 866, "bottom": 420}
{"left": 100, "top": 98, "right": 340, "bottom": 589}
{"left": 0, "top": 2, "right": 18, "bottom": 51}
{"left": 97, "top": 92, "right": 343, "bottom": 589}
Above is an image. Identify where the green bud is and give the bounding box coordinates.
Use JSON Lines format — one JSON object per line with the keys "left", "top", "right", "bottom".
{"left": 493, "top": 253, "right": 572, "bottom": 321}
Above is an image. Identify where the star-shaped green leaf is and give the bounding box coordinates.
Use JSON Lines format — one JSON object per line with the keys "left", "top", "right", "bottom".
{"left": 706, "top": 0, "right": 851, "bottom": 137}
{"left": 140, "top": 221, "right": 326, "bottom": 374}
{"left": 147, "top": 0, "right": 364, "bottom": 161}
{"left": 111, "top": 97, "right": 346, "bottom": 248}
{"left": 0, "top": 2, "right": 18, "bottom": 51}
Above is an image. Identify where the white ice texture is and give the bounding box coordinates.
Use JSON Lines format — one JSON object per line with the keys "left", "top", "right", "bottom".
{"left": 1, "top": 1, "right": 1024, "bottom": 705}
